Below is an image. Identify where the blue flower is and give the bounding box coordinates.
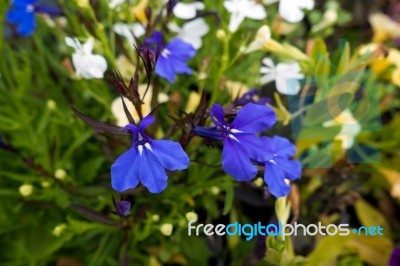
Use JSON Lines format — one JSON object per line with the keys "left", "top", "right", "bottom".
{"left": 264, "top": 136, "right": 301, "bottom": 197}
{"left": 6, "top": 0, "right": 62, "bottom": 36}
{"left": 145, "top": 31, "right": 196, "bottom": 83}
{"left": 195, "top": 103, "right": 276, "bottom": 181}
{"left": 7, "top": 0, "right": 38, "bottom": 36}
{"left": 111, "top": 116, "right": 190, "bottom": 193}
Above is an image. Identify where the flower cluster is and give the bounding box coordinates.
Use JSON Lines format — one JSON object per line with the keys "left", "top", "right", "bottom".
{"left": 195, "top": 103, "right": 301, "bottom": 197}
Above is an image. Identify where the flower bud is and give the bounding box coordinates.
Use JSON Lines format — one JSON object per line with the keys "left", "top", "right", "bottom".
{"left": 152, "top": 214, "right": 160, "bottom": 222}
{"left": 210, "top": 186, "right": 220, "bottom": 195}
{"left": 19, "top": 184, "right": 33, "bottom": 197}
{"left": 185, "top": 211, "right": 198, "bottom": 222}
{"left": 253, "top": 177, "right": 264, "bottom": 187}
{"left": 216, "top": 29, "right": 226, "bottom": 41}
{"left": 52, "top": 224, "right": 67, "bottom": 237}
{"left": 54, "top": 169, "right": 67, "bottom": 180}
{"left": 160, "top": 223, "right": 173, "bottom": 236}
{"left": 47, "top": 99, "right": 57, "bottom": 111}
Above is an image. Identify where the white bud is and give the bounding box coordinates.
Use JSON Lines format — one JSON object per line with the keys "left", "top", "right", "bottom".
{"left": 19, "top": 184, "right": 33, "bottom": 197}
{"left": 185, "top": 211, "right": 198, "bottom": 222}
{"left": 54, "top": 169, "right": 67, "bottom": 180}
{"left": 160, "top": 223, "right": 173, "bottom": 236}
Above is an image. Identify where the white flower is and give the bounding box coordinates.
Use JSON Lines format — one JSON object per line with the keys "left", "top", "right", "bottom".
{"left": 323, "top": 109, "right": 361, "bottom": 150}
{"left": 260, "top": 58, "right": 304, "bottom": 95}
{"left": 246, "top": 25, "right": 271, "bottom": 53}
{"left": 278, "top": 0, "right": 314, "bottom": 23}
{"left": 109, "top": 0, "right": 125, "bottom": 9}
{"left": 224, "top": 0, "right": 267, "bottom": 32}
{"left": 172, "top": 2, "right": 205, "bottom": 19}
{"left": 113, "top": 22, "right": 145, "bottom": 45}
{"left": 168, "top": 18, "right": 209, "bottom": 49}
{"left": 111, "top": 84, "right": 168, "bottom": 126}
{"left": 65, "top": 37, "right": 107, "bottom": 79}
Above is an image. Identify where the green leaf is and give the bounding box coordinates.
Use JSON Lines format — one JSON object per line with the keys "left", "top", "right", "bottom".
{"left": 337, "top": 42, "right": 351, "bottom": 73}
{"left": 353, "top": 198, "right": 391, "bottom": 236}
{"left": 222, "top": 182, "right": 234, "bottom": 215}
{"left": 306, "top": 235, "right": 351, "bottom": 266}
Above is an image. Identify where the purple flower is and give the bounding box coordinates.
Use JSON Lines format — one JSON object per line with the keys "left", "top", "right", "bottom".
{"left": 389, "top": 247, "right": 400, "bottom": 266}
{"left": 234, "top": 89, "right": 271, "bottom": 106}
{"left": 115, "top": 200, "right": 131, "bottom": 217}
{"left": 145, "top": 31, "right": 196, "bottom": 83}
{"left": 111, "top": 116, "right": 190, "bottom": 193}
{"left": 6, "top": 0, "right": 62, "bottom": 36}
{"left": 264, "top": 136, "right": 301, "bottom": 197}
{"left": 195, "top": 103, "right": 276, "bottom": 181}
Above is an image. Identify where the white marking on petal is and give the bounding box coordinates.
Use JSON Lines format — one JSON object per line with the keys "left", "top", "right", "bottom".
{"left": 26, "top": 4, "right": 35, "bottom": 12}
{"left": 269, "top": 159, "right": 277, "bottom": 165}
{"left": 138, "top": 145, "right": 143, "bottom": 156}
{"left": 230, "top": 129, "right": 243, "bottom": 134}
{"left": 228, "top": 134, "right": 240, "bottom": 142}
{"left": 161, "top": 49, "right": 171, "bottom": 58}
{"left": 144, "top": 143, "right": 153, "bottom": 152}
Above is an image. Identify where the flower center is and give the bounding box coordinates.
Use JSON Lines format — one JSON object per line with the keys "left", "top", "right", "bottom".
{"left": 26, "top": 4, "right": 35, "bottom": 13}
{"left": 135, "top": 133, "right": 153, "bottom": 156}
{"left": 161, "top": 48, "right": 171, "bottom": 58}
{"left": 217, "top": 125, "right": 242, "bottom": 142}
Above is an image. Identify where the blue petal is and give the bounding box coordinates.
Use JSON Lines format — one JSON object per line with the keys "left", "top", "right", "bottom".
{"left": 145, "top": 31, "right": 164, "bottom": 46}
{"left": 273, "top": 157, "right": 302, "bottom": 181}
{"left": 6, "top": 10, "right": 25, "bottom": 23}
{"left": 155, "top": 55, "right": 175, "bottom": 83}
{"left": 150, "top": 140, "right": 190, "bottom": 170}
{"left": 222, "top": 138, "right": 257, "bottom": 181}
{"left": 237, "top": 134, "right": 275, "bottom": 162}
{"left": 210, "top": 104, "right": 226, "bottom": 127}
{"left": 17, "top": 12, "right": 35, "bottom": 36}
{"left": 139, "top": 115, "right": 155, "bottom": 131}
{"left": 194, "top": 126, "right": 225, "bottom": 141}
{"left": 111, "top": 148, "right": 140, "bottom": 192}
{"left": 264, "top": 162, "right": 291, "bottom": 197}
{"left": 231, "top": 103, "right": 276, "bottom": 133}
{"left": 15, "top": 0, "right": 38, "bottom": 5}
{"left": 167, "top": 38, "right": 196, "bottom": 60}
{"left": 139, "top": 148, "right": 168, "bottom": 193}
{"left": 170, "top": 57, "right": 192, "bottom": 75}
{"left": 272, "top": 136, "right": 296, "bottom": 158}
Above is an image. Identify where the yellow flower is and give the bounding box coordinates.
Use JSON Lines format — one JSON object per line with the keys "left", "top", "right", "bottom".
{"left": 131, "top": 0, "right": 148, "bottom": 25}
{"left": 369, "top": 13, "right": 400, "bottom": 43}
{"left": 111, "top": 84, "right": 168, "bottom": 126}
{"left": 185, "top": 91, "right": 201, "bottom": 114}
